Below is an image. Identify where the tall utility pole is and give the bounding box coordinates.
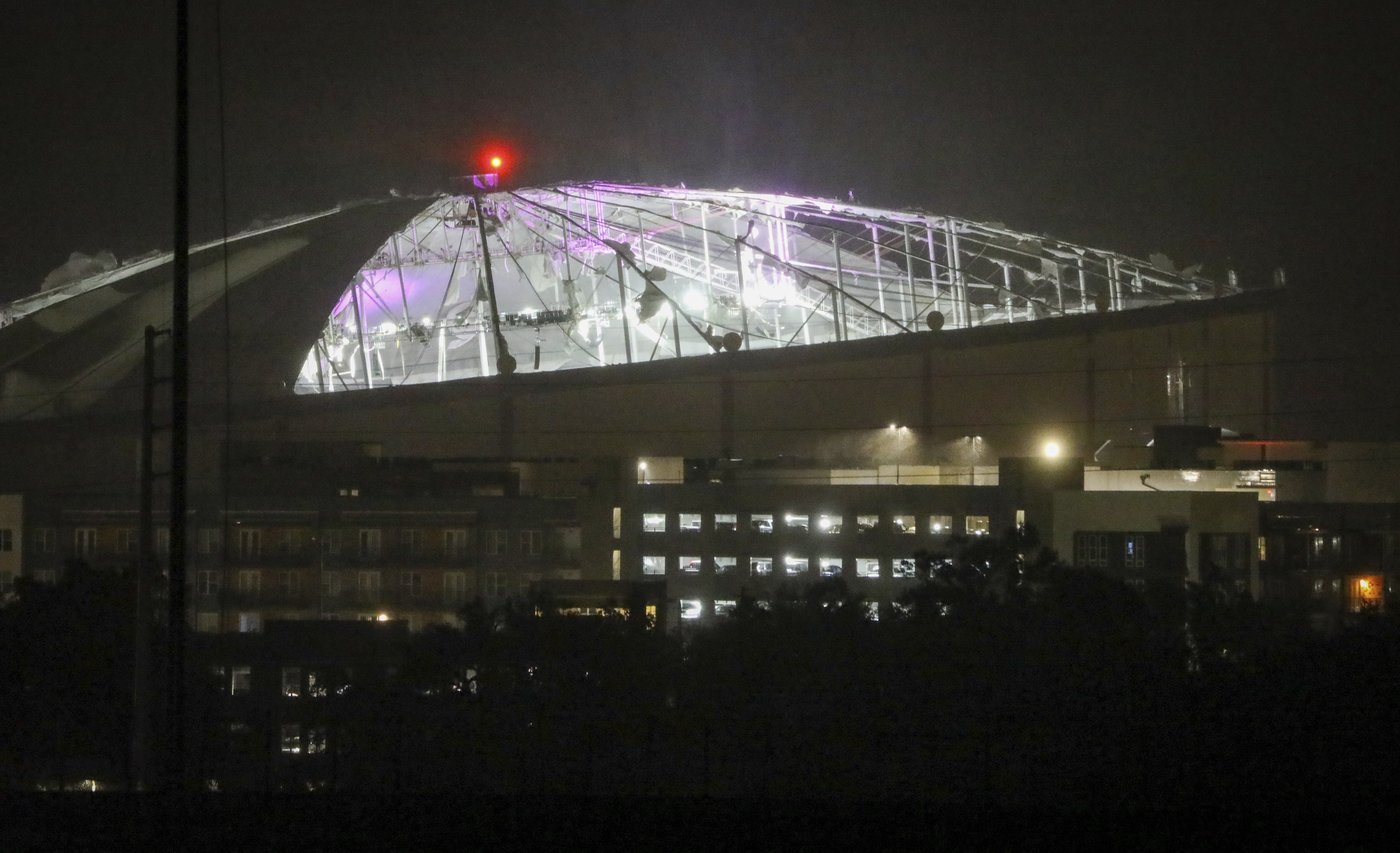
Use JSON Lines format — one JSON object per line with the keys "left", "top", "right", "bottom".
{"left": 167, "top": 0, "right": 191, "bottom": 791}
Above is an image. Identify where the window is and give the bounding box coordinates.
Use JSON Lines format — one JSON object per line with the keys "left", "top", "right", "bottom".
{"left": 1015, "top": 509, "right": 1026, "bottom": 532}
{"left": 714, "top": 513, "right": 738, "bottom": 532}
{"left": 856, "top": 515, "right": 879, "bottom": 533}
{"left": 321, "top": 530, "right": 342, "bottom": 556}
{"left": 280, "top": 529, "right": 303, "bottom": 555}
{"left": 306, "top": 726, "right": 327, "bottom": 755}
{"left": 197, "top": 527, "right": 221, "bottom": 555}
{"left": 642, "top": 555, "right": 666, "bottom": 576}
{"left": 863, "top": 601, "right": 880, "bottom": 621}
{"left": 483, "top": 571, "right": 507, "bottom": 597}
{"left": 928, "top": 515, "right": 953, "bottom": 535}
{"left": 750, "top": 514, "right": 774, "bottom": 533}
{"left": 156, "top": 528, "right": 169, "bottom": 556}
{"left": 965, "top": 515, "right": 991, "bottom": 536}
{"left": 612, "top": 507, "right": 622, "bottom": 539}
{"left": 520, "top": 529, "right": 543, "bottom": 556}
{"left": 783, "top": 513, "right": 809, "bottom": 533}
{"left": 893, "top": 558, "right": 916, "bottom": 578}
{"left": 236, "top": 570, "right": 260, "bottom": 594}
{"left": 74, "top": 528, "right": 97, "bottom": 557}
{"left": 197, "top": 570, "right": 221, "bottom": 596}
{"left": 784, "top": 556, "right": 809, "bottom": 575}
{"left": 1124, "top": 535, "right": 1147, "bottom": 570}
{"left": 819, "top": 558, "right": 843, "bottom": 577}
{"left": 750, "top": 557, "right": 772, "bottom": 576}
{"left": 714, "top": 600, "right": 738, "bottom": 617}
{"left": 321, "top": 571, "right": 341, "bottom": 597}
{"left": 444, "top": 528, "right": 470, "bottom": 559}
{"left": 1074, "top": 533, "right": 1109, "bottom": 568}
{"left": 484, "top": 529, "right": 507, "bottom": 556}
{"left": 642, "top": 513, "right": 667, "bottom": 533}
{"left": 444, "top": 572, "right": 469, "bottom": 604}
{"left": 714, "top": 556, "right": 737, "bottom": 575}
{"left": 679, "top": 599, "right": 703, "bottom": 620}
{"left": 402, "top": 571, "right": 423, "bottom": 598}
{"left": 856, "top": 558, "right": 881, "bottom": 578}
{"left": 358, "top": 529, "right": 382, "bottom": 558}
{"left": 892, "top": 515, "right": 916, "bottom": 534}
{"left": 238, "top": 612, "right": 261, "bottom": 633}
{"left": 817, "top": 514, "right": 841, "bottom": 534}
{"left": 679, "top": 513, "right": 702, "bottom": 532}
{"left": 230, "top": 665, "right": 252, "bottom": 695}
{"left": 237, "top": 528, "right": 261, "bottom": 559}
{"left": 612, "top": 549, "right": 621, "bottom": 581}
{"left": 282, "top": 667, "right": 302, "bottom": 698}
{"left": 113, "top": 528, "right": 136, "bottom": 554}
{"left": 402, "top": 529, "right": 423, "bottom": 556}
{"left": 32, "top": 527, "right": 56, "bottom": 553}
{"left": 278, "top": 571, "right": 301, "bottom": 597}
{"left": 0, "top": 529, "right": 14, "bottom": 552}
{"left": 356, "top": 570, "right": 381, "bottom": 602}
{"left": 280, "top": 723, "right": 303, "bottom": 754}
{"left": 195, "top": 612, "right": 220, "bottom": 633}
{"left": 681, "top": 556, "right": 702, "bottom": 574}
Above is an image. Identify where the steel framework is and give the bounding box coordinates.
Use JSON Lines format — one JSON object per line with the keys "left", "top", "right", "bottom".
{"left": 285, "top": 182, "right": 1230, "bottom": 392}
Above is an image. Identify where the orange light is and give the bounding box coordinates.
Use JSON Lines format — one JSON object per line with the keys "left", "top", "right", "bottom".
{"left": 489, "top": 155, "right": 503, "bottom": 170}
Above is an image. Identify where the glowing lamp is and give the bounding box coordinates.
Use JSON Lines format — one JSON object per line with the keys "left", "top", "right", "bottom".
{"left": 1042, "top": 441, "right": 1062, "bottom": 459}
{"left": 489, "top": 155, "right": 503, "bottom": 170}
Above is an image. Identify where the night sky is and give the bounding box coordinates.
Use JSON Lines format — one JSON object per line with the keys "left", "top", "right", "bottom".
{"left": 3, "top": 1, "right": 1396, "bottom": 306}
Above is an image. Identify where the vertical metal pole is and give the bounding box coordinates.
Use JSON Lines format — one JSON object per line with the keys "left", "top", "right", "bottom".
{"left": 168, "top": 0, "right": 190, "bottom": 793}
{"left": 474, "top": 194, "right": 511, "bottom": 373}
{"left": 871, "top": 224, "right": 888, "bottom": 335}
{"left": 1077, "top": 257, "right": 1089, "bottom": 313}
{"left": 133, "top": 326, "right": 158, "bottom": 792}
{"left": 902, "top": 226, "right": 915, "bottom": 326}
{"left": 831, "top": 231, "right": 846, "bottom": 342}
{"left": 733, "top": 228, "right": 751, "bottom": 350}
{"left": 615, "top": 256, "right": 634, "bottom": 363}
{"left": 925, "top": 223, "right": 940, "bottom": 319}
{"left": 699, "top": 204, "right": 715, "bottom": 314}
{"left": 946, "top": 222, "right": 967, "bottom": 328}
{"left": 1107, "top": 257, "right": 1121, "bottom": 311}
{"left": 390, "top": 235, "right": 411, "bottom": 327}
{"left": 351, "top": 282, "right": 372, "bottom": 388}
{"left": 1002, "top": 263, "right": 1015, "bottom": 323}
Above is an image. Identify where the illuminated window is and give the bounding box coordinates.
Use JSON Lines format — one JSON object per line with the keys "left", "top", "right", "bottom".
{"left": 750, "top": 557, "right": 772, "bottom": 576}
{"left": 1074, "top": 533, "right": 1109, "bottom": 568}
{"left": 893, "top": 558, "right": 916, "bottom": 578}
{"left": 280, "top": 724, "right": 303, "bottom": 754}
{"left": 928, "top": 515, "right": 952, "bottom": 535}
{"left": 856, "top": 515, "right": 879, "bottom": 533}
{"left": 863, "top": 601, "right": 880, "bottom": 621}
{"left": 856, "top": 558, "right": 881, "bottom": 578}
{"left": 282, "top": 667, "right": 302, "bottom": 699}
{"left": 642, "top": 513, "right": 667, "bottom": 533}
{"left": 443, "top": 572, "right": 468, "bottom": 604}
{"left": 612, "top": 507, "right": 622, "bottom": 539}
{"left": 611, "top": 549, "right": 621, "bottom": 580}
{"left": 750, "top": 514, "right": 774, "bottom": 533}
{"left": 1015, "top": 510, "right": 1026, "bottom": 532}
{"left": 714, "top": 513, "right": 738, "bottom": 532}
{"left": 238, "top": 612, "right": 261, "bottom": 633}
{"left": 679, "top": 599, "right": 703, "bottom": 620}
{"left": 1124, "top": 535, "right": 1147, "bottom": 570}
{"left": 817, "top": 514, "right": 842, "bottom": 534}
{"left": 520, "top": 529, "right": 543, "bottom": 556}
{"left": 679, "top": 513, "right": 703, "bottom": 532}
{"left": 1349, "top": 576, "right": 1384, "bottom": 613}
{"left": 892, "top": 515, "right": 916, "bottom": 534}
{"left": 358, "top": 529, "right": 382, "bottom": 558}
{"left": 784, "top": 556, "right": 809, "bottom": 575}
{"left": 681, "top": 556, "right": 702, "bottom": 574}
{"left": 965, "top": 516, "right": 991, "bottom": 536}
{"left": 230, "top": 666, "right": 252, "bottom": 695}
{"left": 714, "top": 600, "right": 738, "bottom": 617}
{"left": 819, "top": 558, "right": 843, "bottom": 577}
{"left": 714, "top": 556, "right": 737, "bottom": 575}
{"left": 306, "top": 727, "right": 327, "bottom": 754}
{"left": 784, "top": 513, "right": 809, "bottom": 533}
{"left": 642, "top": 555, "right": 666, "bottom": 576}
{"left": 74, "top": 527, "right": 97, "bottom": 557}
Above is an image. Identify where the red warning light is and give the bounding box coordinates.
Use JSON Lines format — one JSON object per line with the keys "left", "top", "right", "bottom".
{"left": 489, "top": 155, "right": 503, "bottom": 170}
